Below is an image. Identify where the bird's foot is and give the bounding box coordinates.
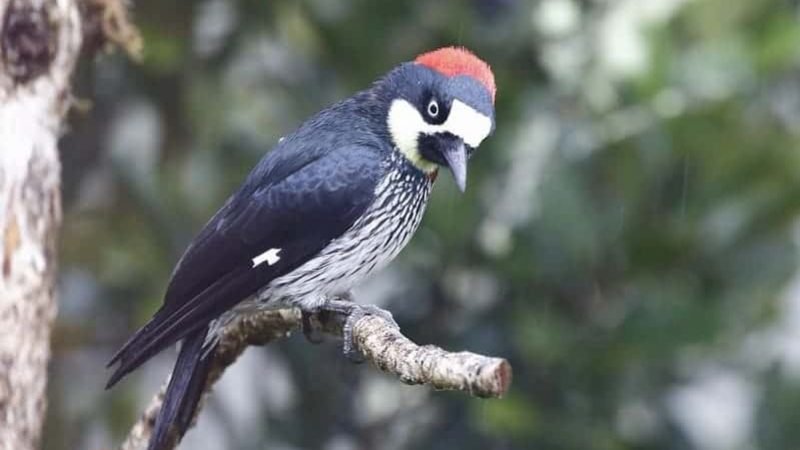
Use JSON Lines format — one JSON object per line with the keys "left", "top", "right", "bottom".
{"left": 317, "top": 297, "right": 399, "bottom": 363}
{"left": 300, "top": 310, "right": 324, "bottom": 344}
{"left": 342, "top": 304, "right": 399, "bottom": 363}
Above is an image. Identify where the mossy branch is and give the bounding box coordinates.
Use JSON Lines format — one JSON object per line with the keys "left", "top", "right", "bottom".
{"left": 119, "top": 307, "right": 512, "bottom": 450}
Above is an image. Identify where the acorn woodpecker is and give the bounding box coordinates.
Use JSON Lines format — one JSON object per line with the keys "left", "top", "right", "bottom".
{"left": 106, "top": 46, "right": 496, "bottom": 449}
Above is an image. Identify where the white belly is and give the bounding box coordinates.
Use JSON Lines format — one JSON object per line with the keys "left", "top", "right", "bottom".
{"left": 254, "top": 168, "right": 431, "bottom": 310}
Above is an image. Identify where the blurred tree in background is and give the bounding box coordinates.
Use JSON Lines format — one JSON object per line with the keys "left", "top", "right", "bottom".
{"left": 47, "top": 0, "right": 800, "bottom": 449}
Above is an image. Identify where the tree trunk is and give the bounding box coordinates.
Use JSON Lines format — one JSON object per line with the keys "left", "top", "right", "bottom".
{"left": 0, "top": 0, "right": 82, "bottom": 448}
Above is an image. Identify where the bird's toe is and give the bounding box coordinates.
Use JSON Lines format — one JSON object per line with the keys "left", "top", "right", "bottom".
{"left": 300, "top": 310, "right": 325, "bottom": 344}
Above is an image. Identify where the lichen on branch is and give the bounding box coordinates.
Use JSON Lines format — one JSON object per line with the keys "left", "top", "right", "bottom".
{"left": 119, "top": 307, "right": 512, "bottom": 450}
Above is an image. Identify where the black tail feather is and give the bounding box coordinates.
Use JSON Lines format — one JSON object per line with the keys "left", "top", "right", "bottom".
{"left": 107, "top": 269, "right": 252, "bottom": 389}
{"left": 105, "top": 314, "right": 207, "bottom": 390}
{"left": 149, "top": 327, "right": 216, "bottom": 450}
{"left": 106, "top": 318, "right": 158, "bottom": 368}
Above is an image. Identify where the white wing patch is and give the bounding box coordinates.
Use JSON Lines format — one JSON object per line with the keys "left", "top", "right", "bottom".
{"left": 252, "top": 248, "right": 282, "bottom": 268}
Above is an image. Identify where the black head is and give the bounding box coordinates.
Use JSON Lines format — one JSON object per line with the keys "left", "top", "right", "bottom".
{"left": 379, "top": 47, "right": 496, "bottom": 191}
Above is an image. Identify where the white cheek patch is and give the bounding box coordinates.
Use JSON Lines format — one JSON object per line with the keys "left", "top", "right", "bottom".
{"left": 252, "top": 248, "right": 281, "bottom": 268}
{"left": 444, "top": 100, "right": 493, "bottom": 148}
{"left": 387, "top": 99, "right": 493, "bottom": 161}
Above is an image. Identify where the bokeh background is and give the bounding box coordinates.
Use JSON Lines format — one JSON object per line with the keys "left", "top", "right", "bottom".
{"left": 46, "top": 0, "right": 800, "bottom": 449}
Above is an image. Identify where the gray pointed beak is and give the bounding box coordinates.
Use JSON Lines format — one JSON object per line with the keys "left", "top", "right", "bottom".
{"left": 441, "top": 141, "right": 468, "bottom": 192}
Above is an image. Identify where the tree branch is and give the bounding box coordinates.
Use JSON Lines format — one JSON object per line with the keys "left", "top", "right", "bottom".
{"left": 119, "top": 308, "right": 512, "bottom": 450}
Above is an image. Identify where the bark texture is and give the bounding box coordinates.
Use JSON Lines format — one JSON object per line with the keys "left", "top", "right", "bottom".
{"left": 0, "top": 0, "right": 82, "bottom": 448}
{"left": 120, "top": 308, "right": 512, "bottom": 450}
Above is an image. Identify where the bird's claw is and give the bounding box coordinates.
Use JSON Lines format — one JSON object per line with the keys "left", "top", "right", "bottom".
{"left": 300, "top": 310, "right": 324, "bottom": 344}
{"left": 317, "top": 298, "right": 399, "bottom": 363}
{"left": 342, "top": 310, "right": 366, "bottom": 363}
{"left": 341, "top": 305, "right": 398, "bottom": 363}
{"left": 356, "top": 304, "right": 399, "bottom": 329}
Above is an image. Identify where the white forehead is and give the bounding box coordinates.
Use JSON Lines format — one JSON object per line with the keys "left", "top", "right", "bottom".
{"left": 387, "top": 98, "right": 493, "bottom": 151}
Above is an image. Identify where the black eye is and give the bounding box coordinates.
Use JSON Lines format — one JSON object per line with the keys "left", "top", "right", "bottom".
{"left": 427, "top": 99, "right": 439, "bottom": 118}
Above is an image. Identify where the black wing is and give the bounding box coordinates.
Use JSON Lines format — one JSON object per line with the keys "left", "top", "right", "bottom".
{"left": 107, "top": 143, "right": 384, "bottom": 386}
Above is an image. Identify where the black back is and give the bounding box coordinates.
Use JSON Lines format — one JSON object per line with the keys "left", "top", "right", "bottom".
{"left": 107, "top": 93, "right": 391, "bottom": 386}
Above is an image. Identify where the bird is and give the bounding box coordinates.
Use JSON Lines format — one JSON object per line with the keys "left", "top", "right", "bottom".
{"left": 106, "top": 46, "right": 496, "bottom": 450}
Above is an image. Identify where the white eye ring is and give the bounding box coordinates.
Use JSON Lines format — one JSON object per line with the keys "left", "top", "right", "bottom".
{"left": 427, "top": 99, "right": 439, "bottom": 118}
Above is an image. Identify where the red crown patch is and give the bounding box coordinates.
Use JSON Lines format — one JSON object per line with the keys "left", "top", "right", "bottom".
{"left": 415, "top": 47, "right": 496, "bottom": 102}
